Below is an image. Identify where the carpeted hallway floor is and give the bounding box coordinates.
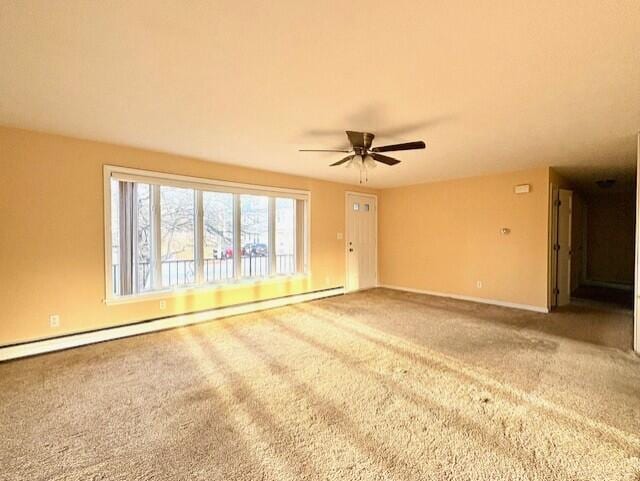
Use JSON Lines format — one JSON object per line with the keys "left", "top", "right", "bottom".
{"left": 1, "top": 288, "right": 639, "bottom": 480}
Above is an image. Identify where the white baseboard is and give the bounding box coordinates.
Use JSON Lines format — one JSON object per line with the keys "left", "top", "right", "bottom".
{"left": 379, "top": 285, "right": 549, "bottom": 313}
{"left": 0, "top": 287, "right": 344, "bottom": 362}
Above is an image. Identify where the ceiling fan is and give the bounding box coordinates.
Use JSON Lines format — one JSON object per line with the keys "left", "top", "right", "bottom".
{"left": 299, "top": 131, "right": 426, "bottom": 183}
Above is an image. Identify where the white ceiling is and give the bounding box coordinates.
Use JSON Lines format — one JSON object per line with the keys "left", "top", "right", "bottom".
{"left": 1, "top": 1, "right": 639, "bottom": 188}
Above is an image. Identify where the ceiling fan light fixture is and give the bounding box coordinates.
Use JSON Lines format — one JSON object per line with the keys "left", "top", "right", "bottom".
{"left": 300, "top": 130, "right": 425, "bottom": 182}
{"left": 364, "top": 155, "right": 376, "bottom": 169}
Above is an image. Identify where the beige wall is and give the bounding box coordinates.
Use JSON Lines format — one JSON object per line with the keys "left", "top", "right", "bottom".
{"left": 585, "top": 192, "right": 636, "bottom": 285}
{"left": 0, "top": 127, "right": 377, "bottom": 346}
{"left": 379, "top": 168, "right": 550, "bottom": 309}
{"left": 0, "top": 126, "right": 557, "bottom": 346}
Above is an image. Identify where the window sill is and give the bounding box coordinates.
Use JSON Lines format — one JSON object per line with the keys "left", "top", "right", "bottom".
{"left": 104, "top": 273, "right": 310, "bottom": 305}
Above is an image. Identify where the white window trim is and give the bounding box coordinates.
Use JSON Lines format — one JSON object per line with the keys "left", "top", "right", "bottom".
{"left": 110, "top": 166, "right": 309, "bottom": 199}
{"left": 103, "top": 165, "right": 311, "bottom": 305}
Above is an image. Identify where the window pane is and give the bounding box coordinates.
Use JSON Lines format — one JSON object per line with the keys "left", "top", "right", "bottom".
{"left": 161, "top": 186, "right": 195, "bottom": 287}
{"left": 135, "top": 184, "right": 152, "bottom": 292}
{"left": 276, "top": 198, "right": 295, "bottom": 274}
{"left": 203, "top": 191, "right": 234, "bottom": 282}
{"left": 110, "top": 179, "right": 120, "bottom": 295}
{"left": 240, "top": 195, "right": 269, "bottom": 278}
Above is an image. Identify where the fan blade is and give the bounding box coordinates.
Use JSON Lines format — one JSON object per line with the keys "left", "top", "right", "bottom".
{"left": 299, "top": 149, "right": 351, "bottom": 152}
{"left": 371, "top": 141, "right": 426, "bottom": 153}
{"left": 371, "top": 153, "right": 401, "bottom": 166}
{"left": 346, "top": 131, "right": 375, "bottom": 149}
{"left": 330, "top": 155, "right": 355, "bottom": 166}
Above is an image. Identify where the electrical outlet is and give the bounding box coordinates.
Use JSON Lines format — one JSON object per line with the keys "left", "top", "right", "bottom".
{"left": 159, "top": 300, "right": 166, "bottom": 310}
{"left": 476, "top": 280, "right": 483, "bottom": 289}
{"left": 49, "top": 314, "right": 60, "bottom": 328}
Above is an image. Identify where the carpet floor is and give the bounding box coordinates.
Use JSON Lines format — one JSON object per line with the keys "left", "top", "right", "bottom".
{"left": 1, "top": 288, "right": 639, "bottom": 480}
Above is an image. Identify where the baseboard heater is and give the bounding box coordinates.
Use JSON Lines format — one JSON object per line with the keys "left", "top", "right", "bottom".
{"left": 0, "top": 287, "right": 345, "bottom": 362}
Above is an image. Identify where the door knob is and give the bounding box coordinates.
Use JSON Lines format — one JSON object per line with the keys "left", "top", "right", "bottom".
{"left": 349, "top": 248, "right": 354, "bottom": 252}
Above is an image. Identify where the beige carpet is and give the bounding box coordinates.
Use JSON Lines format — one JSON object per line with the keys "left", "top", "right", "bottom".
{"left": 1, "top": 288, "right": 639, "bottom": 480}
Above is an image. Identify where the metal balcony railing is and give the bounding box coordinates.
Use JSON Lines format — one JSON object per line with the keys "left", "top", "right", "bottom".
{"left": 112, "top": 254, "right": 295, "bottom": 295}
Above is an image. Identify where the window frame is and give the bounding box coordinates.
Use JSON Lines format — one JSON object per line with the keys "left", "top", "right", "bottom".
{"left": 103, "top": 165, "right": 310, "bottom": 304}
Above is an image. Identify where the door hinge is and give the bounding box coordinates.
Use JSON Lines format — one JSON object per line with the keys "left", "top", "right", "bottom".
{"left": 554, "top": 200, "right": 562, "bottom": 207}
{"left": 553, "top": 288, "right": 560, "bottom": 295}
{"left": 553, "top": 244, "right": 560, "bottom": 251}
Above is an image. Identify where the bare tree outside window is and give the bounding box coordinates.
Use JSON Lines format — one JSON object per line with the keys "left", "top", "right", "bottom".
{"left": 135, "top": 184, "right": 152, "bottom": 291}
{"left": 161, "top": 186, "right": 195, "bottom": 287}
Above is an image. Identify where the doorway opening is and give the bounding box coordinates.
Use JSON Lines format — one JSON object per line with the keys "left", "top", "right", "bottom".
{"left": 549, "top": 158, "right": 640, "bottom": 352}
{"left": 549, "top": 158, "right": 637, "bottom": 353}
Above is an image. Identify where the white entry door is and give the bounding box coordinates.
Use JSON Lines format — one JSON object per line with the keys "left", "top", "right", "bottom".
{"left": 346, "top": 193, "right": 377, "bottom": 292}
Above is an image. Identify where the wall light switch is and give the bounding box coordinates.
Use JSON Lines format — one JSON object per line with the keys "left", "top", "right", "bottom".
{"left": 514, "top": 184, "right": 530, "bottom": 194}
{"left": 49, "top": 314, "right": 60, "bottom": 328}
{"left": 159, "top": 300, "right": 166, "bottom": 310}
{"left": 337, "top": 232, "right": 343, "bottom": 240}
{"left": 476, "top": 281, "right": 483, "bottom": 289}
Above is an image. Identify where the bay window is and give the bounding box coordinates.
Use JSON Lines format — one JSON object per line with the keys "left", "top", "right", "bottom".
{"left": 104, "top": 166, "right": 309, "bottom": 301}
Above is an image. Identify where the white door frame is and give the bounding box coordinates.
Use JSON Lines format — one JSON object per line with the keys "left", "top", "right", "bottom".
{"left": 634, "top": 133, "right": 640, "bottom": 353}
{"left": 548, "top": 185, "right": 573, "bottom": 308}
{"left": 345, "top": 191, "right": 378, "bottom": 292}
{"left": 548, "top": 183, "right": 559, "bottom": 309}
{"left": 557, "top": 189, "right": 573, "bottom": 306}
